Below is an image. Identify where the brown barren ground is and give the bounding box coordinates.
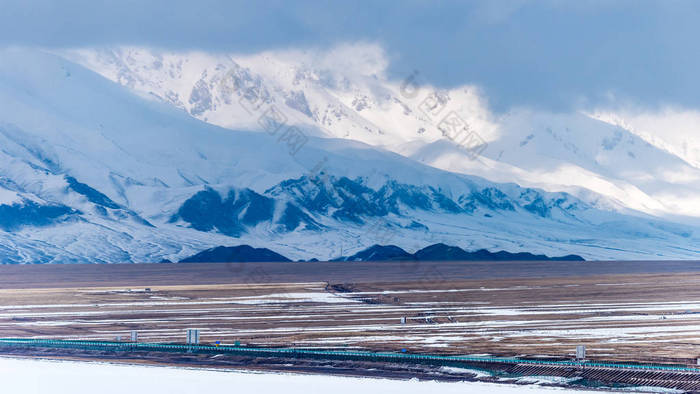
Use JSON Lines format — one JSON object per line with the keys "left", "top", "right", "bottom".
{"left": 0, "top": 261, "right": 700, "bottom": 366}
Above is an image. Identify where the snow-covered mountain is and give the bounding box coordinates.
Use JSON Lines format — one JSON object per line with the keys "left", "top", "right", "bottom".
{"left": 0, "top": 47, "right": 697, "bottom": 263}
{"left": 67, "top": 46, "right": 700, "bottom": 221}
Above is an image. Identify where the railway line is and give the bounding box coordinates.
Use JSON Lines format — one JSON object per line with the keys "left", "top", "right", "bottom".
{"left": 3, "top": 338, "right": 700, "bottom": 391}
{"left": 1, "top": 338, "right": 695, "bottom": 372}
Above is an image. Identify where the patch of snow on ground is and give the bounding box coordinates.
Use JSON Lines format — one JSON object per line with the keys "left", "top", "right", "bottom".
{"left": 514, "top": 376, "right": 580, "bottom": 385}
{"left": 0, "top": 356, "right": 608, "bottom": 394}
{"left": 439, "top": 366, "right": 491, "bottom": 378}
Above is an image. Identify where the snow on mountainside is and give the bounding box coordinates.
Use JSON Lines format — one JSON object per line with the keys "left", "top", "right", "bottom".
{"left": 590, "top": 109, "right": 700, "bottom": 170}
{"left": 0, "top": 47, "right": 697, "bottom": 263}
{"left": 66, "top": 46, "right": 700, "bottom": 220}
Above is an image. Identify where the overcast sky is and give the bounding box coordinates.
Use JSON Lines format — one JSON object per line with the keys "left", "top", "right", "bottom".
{"left": 2, "top": 0, "right": 699, "bottom": 112}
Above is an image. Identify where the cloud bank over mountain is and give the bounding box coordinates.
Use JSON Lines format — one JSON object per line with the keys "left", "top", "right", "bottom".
{"left": 4, "top": 1, "right": 700, "bottom": 111}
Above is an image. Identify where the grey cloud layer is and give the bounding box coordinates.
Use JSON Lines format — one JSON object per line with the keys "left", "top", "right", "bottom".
{"left": 2, "top": 0, "right": 699, "bottom": 111}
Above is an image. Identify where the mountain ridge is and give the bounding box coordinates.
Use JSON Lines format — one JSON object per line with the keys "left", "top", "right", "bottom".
{"left": 179, "top": 243, "right": 585, "bottom": 263}
{"left": 66, "top": 46, "right": 700, "bottom": 220}
{"left": 0, "top": 47, "right": 696, "bottom": 264}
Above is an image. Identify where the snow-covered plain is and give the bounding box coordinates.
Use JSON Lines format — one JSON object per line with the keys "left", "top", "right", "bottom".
{"left": 0, "top": 357, "right": 605, "bottom": 394}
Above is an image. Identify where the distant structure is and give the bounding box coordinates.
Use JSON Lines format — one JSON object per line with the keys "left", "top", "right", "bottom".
{"left": 186, "top": 329, "right": 200, "bottom": 345}
{"left": 131, "top": 330, "right": 138, "bottom": 342}
{"left": 576, "top": 345, "right": 586, "bottom": 360}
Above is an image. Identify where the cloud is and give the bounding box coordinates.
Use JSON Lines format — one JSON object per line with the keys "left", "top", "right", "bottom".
{"left": 239, "top": 42, "right": 390, "bottom": 80}
{"left": 3, "top": 0, "right": 700, "bottom": 112}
